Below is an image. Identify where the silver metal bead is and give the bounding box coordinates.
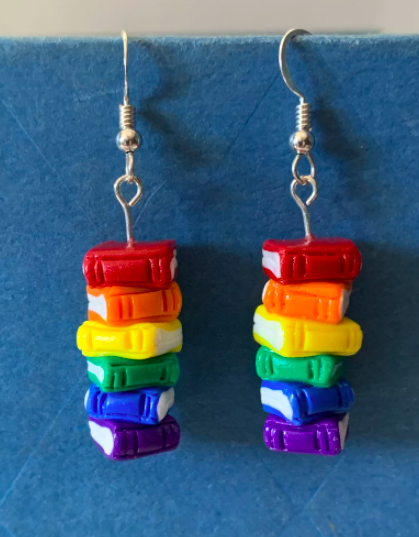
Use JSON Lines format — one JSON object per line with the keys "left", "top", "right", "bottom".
{"left": 116, "top": 128, "right": 141, "bottom": 153}
{"left": 289, "top": 130, "right": 315, "bottom": 154}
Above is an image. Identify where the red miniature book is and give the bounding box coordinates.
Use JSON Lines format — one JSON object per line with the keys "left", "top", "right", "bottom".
{"left": 83, "top": 240, "right": 177, "bottom": 288}
{"left": 262, "top": 236, "right": 362, "bottom": 284}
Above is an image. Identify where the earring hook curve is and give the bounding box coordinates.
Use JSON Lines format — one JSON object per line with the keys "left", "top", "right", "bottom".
{"left": 279, "top": 29, "right": 311, "bottom": 102}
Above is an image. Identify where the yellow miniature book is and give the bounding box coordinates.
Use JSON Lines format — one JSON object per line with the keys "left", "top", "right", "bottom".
{"left": 253, "top": 305, "right": 362, "bottom": 358}
{"left": 77, "top": 319, "right": 182, "bottom": 360}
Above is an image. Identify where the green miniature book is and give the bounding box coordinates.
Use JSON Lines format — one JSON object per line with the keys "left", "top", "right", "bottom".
{"left": 255, "top": 346, "right": 344, "bottom": 388}
{"left": 87, "top": 353, "right": 180, "bottom": 392}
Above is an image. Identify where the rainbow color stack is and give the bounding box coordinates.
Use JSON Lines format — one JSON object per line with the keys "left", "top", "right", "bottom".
{"left": 253, "top": 236, "right": 363, "bottom": 455}
{"left": 77, "top": 240, "right": 182, "bottom": 460}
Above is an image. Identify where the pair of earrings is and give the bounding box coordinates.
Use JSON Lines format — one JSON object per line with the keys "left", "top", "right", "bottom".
{"left": 77, "top": 30, "right": 363, "bottom": 461}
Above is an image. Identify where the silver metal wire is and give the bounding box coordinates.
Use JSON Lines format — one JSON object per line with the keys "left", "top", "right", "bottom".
{"left": 279, "top": 29, "right": 311, "bottom": 101}
{"left": 290, "top": 177, "right": 318, "bottom": 237}
{"left": 114, "top": 30, "right": 142, "bottom": 242}
{"left": 125, "top": 152, "right": 135, "bottom": 181}
{"left": 296, "top": 102, "right": 311, "bottom": 131}
{"left": 279, "top": 29, "right": 318, "bottom": 237}
{"left": 292, "top": 153, "right": 316, "bottom": 186}
{"left": 119, "top": 103, "right": 136, "bottom": 129}
{"left": 114, "top": 174, "right": 143, "bottom": 243}
{"left": 122, "top": 30, "right": 129, "bottom": 106}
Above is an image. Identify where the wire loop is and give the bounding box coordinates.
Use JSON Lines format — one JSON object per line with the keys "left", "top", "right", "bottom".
{"left": 114, "top": 174, "right": 143, "bottom": 243}
{"left": 292, "top": 153, "right": 316, "bottom": 186}
{"left": 290, "top": 177, "right": 318, "bottom": 237}
{"left": 126, "top": 152, "right": 135, "bottom": 181}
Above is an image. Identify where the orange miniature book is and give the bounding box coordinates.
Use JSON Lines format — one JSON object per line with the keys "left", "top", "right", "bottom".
{"left": 263, "top": 280, "right": 351, "bottom": 324}
{"left": 87, "top": 282, "right": 182, "bottom": 325}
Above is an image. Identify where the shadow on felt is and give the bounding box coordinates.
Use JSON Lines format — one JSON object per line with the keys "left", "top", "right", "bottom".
{"left": 133, "top": 40, "right": 230, "bottom": 169}
{"left": 345, "top": 242, "right": 419, "bottom": 447}
{"left": 174, "top": 244, "right": 265, "bottom": 446}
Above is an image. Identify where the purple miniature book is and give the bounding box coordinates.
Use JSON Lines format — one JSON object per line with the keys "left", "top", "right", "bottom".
{"left": 88, "top": 415, "right": 180, "bottom": 461}
{"left": 263, "top": 413, "right": 349, "bottom": 456}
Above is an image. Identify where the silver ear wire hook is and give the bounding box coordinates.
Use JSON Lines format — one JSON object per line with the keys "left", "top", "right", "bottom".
{"left": 122, "top": 30, "right": 129, "bottom": 106}
{"left": 279, "top": 29, "right": 311, "bottom": 102}
{"left": 114, "top": 30, "right": 143, "bottom": 243}
{"left": 279, "top": 29, "right": 317, "bottom": 237}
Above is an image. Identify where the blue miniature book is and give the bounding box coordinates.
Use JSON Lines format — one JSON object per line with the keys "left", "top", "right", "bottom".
{"left": 85, "top": 384, "right": 175, "bottom": 425}
{"left": 260, "top": 379, "right": 354, "bottom": 425}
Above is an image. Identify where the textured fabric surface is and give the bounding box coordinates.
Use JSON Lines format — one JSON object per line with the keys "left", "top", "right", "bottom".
{"left": 0, "top": 36, "right": 418, "bottom": 536}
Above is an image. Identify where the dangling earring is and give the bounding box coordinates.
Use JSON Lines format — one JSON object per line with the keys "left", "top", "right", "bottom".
{"left": 77, "top": 32, "right": 182, "bottom": 460}
{"left": 253, "top": 30, "right": 362, "bottom": 456}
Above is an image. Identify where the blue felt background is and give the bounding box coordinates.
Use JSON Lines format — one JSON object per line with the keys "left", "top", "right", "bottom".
{"left": 0, "top": 35, "right": 418, "bottom": 537}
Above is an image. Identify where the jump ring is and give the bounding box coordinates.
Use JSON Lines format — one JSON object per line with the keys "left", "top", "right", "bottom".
{"left": 292, "top": 153, "right": 316, "bottom": 185}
